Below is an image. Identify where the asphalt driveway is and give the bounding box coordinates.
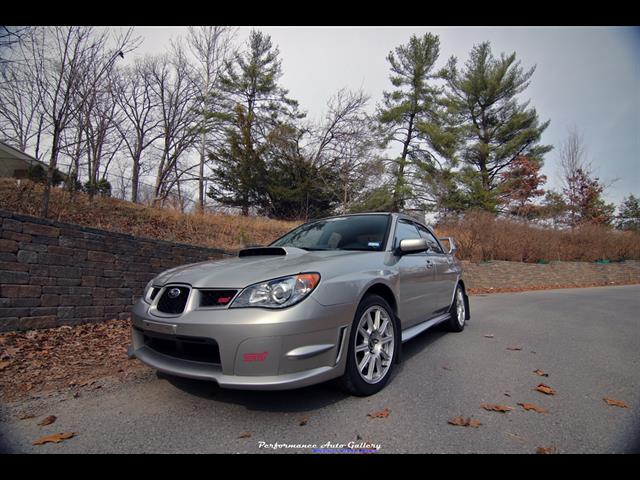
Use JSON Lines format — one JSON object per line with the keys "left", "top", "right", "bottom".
{"left": 1, "top": 285, "right": 639, "bottom": 453}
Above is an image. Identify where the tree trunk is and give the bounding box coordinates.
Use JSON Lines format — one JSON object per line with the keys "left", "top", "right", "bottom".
{"left": 198, "top": 130, "right": 206, "bottom": 212}
{"left": 41, "top": 126, "right": 60, "bottom": 218}
{"left": 393, "top": 113, "right": 415, "bottom": 211}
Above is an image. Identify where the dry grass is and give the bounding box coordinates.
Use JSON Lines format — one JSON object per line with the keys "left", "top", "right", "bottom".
{"left": 0, "top": 179, "right": 299, "bottom": 251}
{"left": 2, "top": 179, "right": 638, "bottom": 262}
{"left": 436, "top": 209, "right": 640, "bottom": 263}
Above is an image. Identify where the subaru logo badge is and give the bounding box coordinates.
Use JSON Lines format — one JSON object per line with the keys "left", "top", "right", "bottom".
{"left": 168, "top": 288, "right": 181, "bottom": 299}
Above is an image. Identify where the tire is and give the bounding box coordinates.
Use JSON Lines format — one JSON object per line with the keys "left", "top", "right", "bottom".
{"left": 445, "top": 284, "right": 467, "bottom": 332}
{"left": 340, "top": 294, "right": 398, "bottom": 396}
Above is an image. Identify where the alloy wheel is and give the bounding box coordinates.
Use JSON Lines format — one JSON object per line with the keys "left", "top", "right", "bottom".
{"left": 354, "top": 305, "right": 395, "bottom": 384}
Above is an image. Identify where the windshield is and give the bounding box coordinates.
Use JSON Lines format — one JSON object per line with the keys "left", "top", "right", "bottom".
{"left": 271, "top": 215, "right": 390, "bottom": 252}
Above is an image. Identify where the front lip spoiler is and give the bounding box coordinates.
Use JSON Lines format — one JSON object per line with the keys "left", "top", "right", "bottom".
{"left": 128, "top": 345, "right": 339, "bottom": 391}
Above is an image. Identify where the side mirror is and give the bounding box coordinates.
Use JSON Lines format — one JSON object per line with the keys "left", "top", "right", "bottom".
{"left": 398, "top": 238, "right": 429, "bottom": 255}
{"left": 439, "top": 237, "right": 457, "bottom": 255}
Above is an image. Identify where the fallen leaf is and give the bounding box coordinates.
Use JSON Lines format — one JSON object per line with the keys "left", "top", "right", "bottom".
{"left": 483, "top": 334, "right": 494, "bottom": 338}
{"left": 534, "top": 384, "right": 556, "bottom": 395}
{"left": 238, "top": 431, "right": 252, "bottom": 439}
{"left": 38, "top": 415, "right": 57, "bottom": 426}
{"left": 518, "top": 403, "right": 549, "bottom": 414}
{"left": 533, "top": 369, "right": 549, "bottom": 377}
{"left": 0, "top": 361, "right": 10, "bottom": 371}
{"left": 299, "top": 416, "right": 309, "bottom": 426}
{"left": 448, "top": 416, "right": 482, "bottom": 428}
{"left": 32, "top": 432, "right": 75, "bottom": 445}
{"left": 368, "top": 408, "right": 391, "bottom": 419}
{"left": 506, "top": 346, "right": 522, "bottom": 351}
{"left": 480, "top": 403, "right": 513, "bottom": 413}
{"left": 603, "top": 397, "right": 628, "bottom": 409}
{"left": 536, "top": 446, "right": 555, "bottom": 454}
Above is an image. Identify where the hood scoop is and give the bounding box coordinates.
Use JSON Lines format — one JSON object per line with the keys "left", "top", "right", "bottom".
{"left": 238, "top": 246, "right": 287, "bottom": 257}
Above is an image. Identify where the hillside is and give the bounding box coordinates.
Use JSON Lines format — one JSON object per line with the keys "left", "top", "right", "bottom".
{"left": 1, "top": 178, "right": 638, "bottom": 263}
{"left": 0, "top": 179, "right": 299, "bottom": 251}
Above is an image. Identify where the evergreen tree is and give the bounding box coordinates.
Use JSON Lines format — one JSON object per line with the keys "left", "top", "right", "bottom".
{"left": 377, "top": 33, "right": 443, "bottom": 211}
{"left": 616, "top": 195, "right": 640, "bottom": 231}
{"left": 207, "top": 29, "right": 303, "bottom": 215}
{"left": 263, "top": 124, "right": 338, "bottom": 220}
{"left": 440, "top": 42, "right": 552, "bottom": 212}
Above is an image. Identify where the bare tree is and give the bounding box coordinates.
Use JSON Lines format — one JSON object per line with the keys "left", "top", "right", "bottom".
{"left": 0, "top": 26, "right": 31, "bottom": 65}
{"left": 0, "top": 59, "right": 45, "bottom": 153}
{"left": 185, "top": 26, "right": 237, "bottom": 212}
{"left": 113, "top": 57, "right": 164, "bottom": 202}
{"left": 148, "top": 47, "right": 200, "bottom": 206}
{"left": 17, "top": 26, "right": 139, "bottom": 216}
{"left": 306, "top": 88, "right": 382, "bottom": 211}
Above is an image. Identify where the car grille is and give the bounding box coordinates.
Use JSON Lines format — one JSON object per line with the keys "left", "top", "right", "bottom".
{"left": 156, "top": 286, "right": 190, "bottom": 314}
{"left": 138, "top": 328, "right": 221, "bottom": 365}
{"left": 199, "top": 289, "right": 238, "bottom": 307}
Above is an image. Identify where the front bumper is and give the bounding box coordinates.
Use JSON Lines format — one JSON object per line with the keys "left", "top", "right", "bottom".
{"left": 128, "top": 296, "right": 355, "bottom": 390}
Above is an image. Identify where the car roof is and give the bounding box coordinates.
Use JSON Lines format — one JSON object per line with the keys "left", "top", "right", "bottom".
{"left": 309, "top": 212, "right": 432, "bottom": 229}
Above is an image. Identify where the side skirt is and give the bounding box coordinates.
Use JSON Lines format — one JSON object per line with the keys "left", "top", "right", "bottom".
{"left": 401, "top": 313, "right": 450, "bottom": 343}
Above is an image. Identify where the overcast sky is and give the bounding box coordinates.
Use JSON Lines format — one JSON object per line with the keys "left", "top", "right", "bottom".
{"left": 131, "top": 26, "right": 640, "bottom": 206}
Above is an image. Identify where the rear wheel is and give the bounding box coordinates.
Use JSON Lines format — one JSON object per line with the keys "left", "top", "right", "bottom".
{"left": 445, "top": 284, "right": 466, "bottom": 332}
{"left": 340, "top": 294, "right": 397, "bottom": 396}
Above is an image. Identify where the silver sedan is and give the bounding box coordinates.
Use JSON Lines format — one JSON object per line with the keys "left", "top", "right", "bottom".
{"left": 128, "top": 212, "right": 469, "bottom": 396}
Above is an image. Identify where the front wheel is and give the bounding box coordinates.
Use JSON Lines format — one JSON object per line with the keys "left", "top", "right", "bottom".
{"left": 445, "top": 284, "right": 467, "bottom": 332}
{"left": 340, "top": 294, "right": 398, "bottom": 396}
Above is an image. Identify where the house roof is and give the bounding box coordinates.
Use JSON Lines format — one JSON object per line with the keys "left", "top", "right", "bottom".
{"left": 0, "top": 141, "right": 47, "bottom": 167}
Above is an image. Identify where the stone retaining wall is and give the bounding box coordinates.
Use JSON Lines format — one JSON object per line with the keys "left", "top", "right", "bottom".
{"left": 0, "top": 209, "right": 227, "bottom": 331}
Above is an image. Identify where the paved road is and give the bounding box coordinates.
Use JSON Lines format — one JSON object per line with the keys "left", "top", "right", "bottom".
{"left": 1, "top": 285, "right": 639, "bottom": 453}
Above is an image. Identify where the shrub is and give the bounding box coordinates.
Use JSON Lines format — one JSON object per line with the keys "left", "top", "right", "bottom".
{"left": 435, "top": 209, "right": 640, "bottom": 263}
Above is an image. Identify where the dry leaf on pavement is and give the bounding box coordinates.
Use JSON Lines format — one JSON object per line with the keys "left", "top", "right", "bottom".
{"left": 536, "top": 446, "right": 556, "bottom": 454}
{"left": 603, "top": 397, "right": 628, "bottom": 408}
{"left": 518, "top": 403, "right": 549, "bottom": 414}
{"left": 533, "top": 369, "right": 549, "bottom": 377}
{"left": 367, "top": 408, "right": 391, "bottom": 419}
{"left": 448, "top": 416, "right": 482, "bottom": 428}
{"left": 38, "top": 415, "right": 57, "bottom": 426}
{"left": 534, "top": 384, "right": 556, "bottom": 395}
{"left": 238, "top": 432, "right": 252, "bottom": 439}
{"left": 480, "top": 403, "right": 513, "bottom": 413}
{"left": 299, "top": 416, "right": 309, "bottom": 426}
{"left": 32, "top": 432, "right": 75, "bottom": 445}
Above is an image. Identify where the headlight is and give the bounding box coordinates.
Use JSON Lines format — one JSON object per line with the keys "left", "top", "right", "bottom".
{"left": 230, "top": 273, "right": 320, "bottom": 309}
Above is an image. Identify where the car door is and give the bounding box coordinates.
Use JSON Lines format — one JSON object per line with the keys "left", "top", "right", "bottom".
{"left": 393, "top": 219, "right": 439, "bottom": 328}
{"left": 416, "top": 224, "right": 458, "bottom": 315}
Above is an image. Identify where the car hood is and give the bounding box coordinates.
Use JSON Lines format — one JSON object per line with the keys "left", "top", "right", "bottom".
{"left": 152, "top": 247, "right": 373, "bottom": 288}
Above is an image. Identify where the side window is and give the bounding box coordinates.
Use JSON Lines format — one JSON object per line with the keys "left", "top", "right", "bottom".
{"left": 393, "top": 220, "right": 421, "bottom": 249}
{"left": 416, "top": 225, "right": 444, "bottom": 254}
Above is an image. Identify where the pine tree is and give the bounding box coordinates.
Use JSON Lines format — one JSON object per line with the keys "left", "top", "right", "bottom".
{"left": 207, "top": 29, "right": 303, "bottom": 215}
{"left": 440, "top": 42, "right": 552, "bottom": 212}
{"left": 377, "top": 33, "right": 443, "bottom": 211}
{"left": 616, "top": 195, "right": 640, "bottom": 231}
